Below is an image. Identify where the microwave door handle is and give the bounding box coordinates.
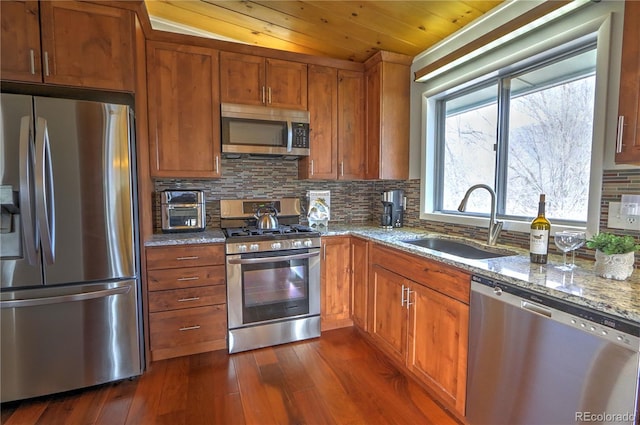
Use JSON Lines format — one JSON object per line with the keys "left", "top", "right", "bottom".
{"left": 286, "top": 120, "right": 293, "bottom": 152}
{"left": 35, "top": 117, "right": 55, "bottom": 264}
{"left": 19, "top": 116, "right": 39, "bottom": 265}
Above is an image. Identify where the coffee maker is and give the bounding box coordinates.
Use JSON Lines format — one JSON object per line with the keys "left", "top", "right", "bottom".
{"left": 381, "top": 190, "right": 405, "bottom": 229}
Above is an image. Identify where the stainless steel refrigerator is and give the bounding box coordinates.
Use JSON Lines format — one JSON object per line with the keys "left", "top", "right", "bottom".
{"left": 0, "top": 93, "right": 143, "bottom": 402}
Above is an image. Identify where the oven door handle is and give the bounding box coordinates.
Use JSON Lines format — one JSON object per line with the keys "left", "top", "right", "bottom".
{"left": 228, "top": 251, "right": 320, "bottom": 265}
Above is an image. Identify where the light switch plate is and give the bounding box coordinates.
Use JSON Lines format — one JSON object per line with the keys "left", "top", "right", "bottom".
{"left": 607, "top": 202, "right": 640, "bottom": 231}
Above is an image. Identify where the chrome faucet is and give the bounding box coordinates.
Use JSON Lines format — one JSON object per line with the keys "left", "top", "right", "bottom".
{"left": 457, "top": 184, "right": 504, "bottom": 246}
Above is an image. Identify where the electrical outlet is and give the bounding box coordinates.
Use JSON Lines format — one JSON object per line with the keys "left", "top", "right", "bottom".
{"left": 607, "top": 202, "right": 640, "bottom": 230}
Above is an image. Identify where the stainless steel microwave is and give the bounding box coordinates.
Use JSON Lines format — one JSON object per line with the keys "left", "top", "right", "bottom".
{"left": 220, "top": 103, "right": 310, "bottom": 159}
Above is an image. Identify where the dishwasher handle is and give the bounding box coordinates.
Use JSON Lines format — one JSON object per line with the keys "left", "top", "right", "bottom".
{"left": 521, "top": 300, "right": 552, "bottom": 317}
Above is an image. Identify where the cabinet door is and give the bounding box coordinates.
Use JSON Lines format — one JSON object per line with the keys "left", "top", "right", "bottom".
{"left": 147, "top": 41, "right": 221, "bottom": 178}
{"left": 266, "top": 58, "right": 308, "bottom": 110}
{"left": 1, "top": 1, "right": 41, "bottom": 83}
{"left": 615, "top": 0, "right": 640, "bottom": 164}
{"left": 408, "top": 284, "right": 469, "bottom": 415}
{"left": 321, "top": 236, "right": 352, "bottom": 331}
{"left": 369, "top": 264, "right": 407, "bottom": 364}
{"left": 365, "top": 61, "right": 410, "bottom": 179}
{"left": 337, "top": 70, "right": 366, "bottom": 179}
{"left": 350, "top": 237, "right": 368, "bottom": 330}
{"left": 300, "top": 65, "right": 338, "bottom": 179}
{"left": 219, "top": 52, "right": 266, "bottom": 106}
{"left": 39, "top": 1, "right": 134, "bottom": 91}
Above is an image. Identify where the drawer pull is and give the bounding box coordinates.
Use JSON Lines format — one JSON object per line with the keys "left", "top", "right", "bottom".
{"left": 176, "top": 256, "right": 199, "bottom": 261}
{"left": 177, "top": 276, "right": 199, "bottom": 282}
{"left": 178, "top": 297, "right": 200, "bottom": 303}
{"left": 179, "top": 325, "right": 201, "bottom": 331}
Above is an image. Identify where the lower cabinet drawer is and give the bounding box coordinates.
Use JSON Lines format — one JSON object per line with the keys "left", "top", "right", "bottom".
{"left": 148, "top": 285, "right": 225, "bottom": 312}
{"left": 149, "top": 305, "right": 227, "bottom": 350}
{"left": 147, "top": 265, "right": 226, "bottom": 291}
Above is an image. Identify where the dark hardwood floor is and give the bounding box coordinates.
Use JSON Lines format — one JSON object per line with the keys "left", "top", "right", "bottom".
{"left": 1, "top": 327, "right": 460, "bottom": 425}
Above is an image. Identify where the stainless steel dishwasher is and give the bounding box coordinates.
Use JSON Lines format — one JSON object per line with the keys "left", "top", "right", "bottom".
{"left": 467, "top": 275, "right": 640, "bottom": 425}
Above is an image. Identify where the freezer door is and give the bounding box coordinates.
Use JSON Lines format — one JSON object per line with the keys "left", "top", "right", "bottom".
{"left": 0, "top": 279, "right": 142, "bottom": 402}
{"left": 0, "top": 94, "right": 43, "bottom": 288}
{"left": 34, "top": 97, "right": 137, "bottom": 285}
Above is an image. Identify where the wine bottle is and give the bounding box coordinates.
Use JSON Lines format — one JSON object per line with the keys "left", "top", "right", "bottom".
{"left": 530, "top": 194, "right": 551, "bottom": 264}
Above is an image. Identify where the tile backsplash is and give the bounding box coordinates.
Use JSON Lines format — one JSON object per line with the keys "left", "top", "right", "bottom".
{"left": 153, "top": 158, "right": 391, "bottom": 229}
{"left": 153, "top": 158, "right": 640, "bottom": 262}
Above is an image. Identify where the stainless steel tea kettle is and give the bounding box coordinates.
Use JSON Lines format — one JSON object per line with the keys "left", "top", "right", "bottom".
{"left": 255, "top": 206, "right": 279, "bottom": 229}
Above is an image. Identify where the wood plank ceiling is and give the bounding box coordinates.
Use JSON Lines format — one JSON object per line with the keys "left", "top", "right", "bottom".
{"left": 145, "top": 1, "right": 504, "bottom": 62}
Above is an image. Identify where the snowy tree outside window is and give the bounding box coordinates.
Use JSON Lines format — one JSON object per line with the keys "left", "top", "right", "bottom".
{"left": 435, "top": 43, "right": 596, "bottom": 225}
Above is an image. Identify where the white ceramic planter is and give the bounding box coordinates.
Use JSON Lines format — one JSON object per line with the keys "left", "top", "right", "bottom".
{"left": 594, "top": 250, "right": 635, "bottom": 280}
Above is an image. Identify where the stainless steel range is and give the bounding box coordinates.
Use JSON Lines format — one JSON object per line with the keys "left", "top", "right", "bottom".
{"left": 221, "top": 198, "right": 321, "bottom": 354}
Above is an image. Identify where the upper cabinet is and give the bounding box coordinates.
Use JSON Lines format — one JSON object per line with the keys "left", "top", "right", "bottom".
{"left": 301, "top": 52, "right": 408, "bottom": 181}
{"left": 338, "top": 70, "right": 367, "bottom": 179}
{"left": 1, "top": 1, "right": 134, "bottom": 92}
{"left": 299, "top": 65, "right": 339, "bottom": 179}
{"left": 220, "top": 52, "right": 308, "bottom": 110}
{"left": 299, "top": 66, "right": 365, "bottom": 180}
{"left": 364, "top": 52, "right": 411, "bottom": 179}
{"left": 146, "top": 41, "right": 221, "bottom": 179}
{"left": 616, "top": 0, "right": 640, "bottom": 164}
{"left": 1, "top": 1, "right": 41, "bottom": 83}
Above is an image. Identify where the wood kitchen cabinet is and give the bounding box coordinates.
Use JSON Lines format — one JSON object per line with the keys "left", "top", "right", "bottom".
{"left": 146, "top": 41, "right": 221, "bottom": 178}
{"left": 369, "top": 264, "right": 408, "bottom": 364}
{"left": 146, "top": 244, "right": 227, "bottom": 361}
{"left": 1, "top": 1, "right": 134, "bottom": 92}
{"left": 299, "top": 65, "right": 339, "bottom": 179}
{"left": 615, "top": 0, "right": 640, "bottom": 164}
{"left": 320, "top": 236, "right": 353, "bottom": 331}
{"left": 299, "top": 67, "right": 365, "bottom": 180}
{"left": 364, "top": 51, "right": 411, "bottom": 179}
{"left": 368, "top": 243, "right": 470, "bottom": 417}
{"left": 219, "top": 52, "right": 308, "bottom": 110}
{"left": 338, "top": 70, "right": 367, "bottom": 179}
{"left": 1, "top": 1, "right": 41, "bottom": 83}
{"left": 350, "top": 237, "right": 369, "bottom": 330}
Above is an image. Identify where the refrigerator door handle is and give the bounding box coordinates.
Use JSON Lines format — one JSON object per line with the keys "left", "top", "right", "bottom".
{"left": 35, "top": 117, "right": 55, "bottom": 264}
{"left": 0, "top": 285, "right": 131, "bottom": 309}
{"left": 19, "top": 116, "right": 39, "bottom": 265}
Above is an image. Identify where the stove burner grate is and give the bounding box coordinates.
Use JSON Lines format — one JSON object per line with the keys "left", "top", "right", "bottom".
{"left": 224, "top": 224, "right": 315, "bottom": 238}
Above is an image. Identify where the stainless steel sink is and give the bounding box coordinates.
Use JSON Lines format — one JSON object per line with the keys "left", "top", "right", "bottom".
{"left": 402, "top": 237, "right": 517, "bottom": 260}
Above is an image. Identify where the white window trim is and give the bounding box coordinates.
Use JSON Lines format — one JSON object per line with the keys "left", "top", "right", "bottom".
{"left": 418, "top": 6, "right": 619, "bottom": 238}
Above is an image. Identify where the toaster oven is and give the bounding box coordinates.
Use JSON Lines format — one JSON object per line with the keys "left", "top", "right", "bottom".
{"left": 160, "top": 190, "right": 206, "bottom": 233}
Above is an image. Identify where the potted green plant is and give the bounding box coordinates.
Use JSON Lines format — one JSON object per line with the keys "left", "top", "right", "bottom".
{"left": 586, "top": 233, "right": 640, "bottom": 280}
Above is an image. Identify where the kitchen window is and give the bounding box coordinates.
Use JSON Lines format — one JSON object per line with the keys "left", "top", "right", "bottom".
{"left": 417, "top": 1, "right": 625, "bottom": 237}
{"left": 435, "top": 42, "right": 596, "bottom": 225}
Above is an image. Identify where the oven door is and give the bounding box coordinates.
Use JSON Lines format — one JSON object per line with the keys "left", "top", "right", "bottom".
{"left": 226, "top": 248, "right": 320, "bottom": 329}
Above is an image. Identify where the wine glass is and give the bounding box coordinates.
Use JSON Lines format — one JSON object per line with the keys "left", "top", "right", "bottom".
{"left": 554, "top": 231, "right": 579, "bottom": 271}
{"left": 567, "top": 231, "right": 586, "bottom": 268}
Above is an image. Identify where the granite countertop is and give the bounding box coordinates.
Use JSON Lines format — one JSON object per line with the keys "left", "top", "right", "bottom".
{"left": 143, "top": 224, "right": 639, "bottom": 324}
{"left": 145, "top": 229, "right": 226, "bottom": 246}
{"left": 321, "top": 224, "right": 640, "bottom": 325}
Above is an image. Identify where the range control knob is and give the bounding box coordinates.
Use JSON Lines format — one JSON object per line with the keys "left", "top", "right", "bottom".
{"left": 271, "top": 242, "right": 282, "bottom": 250}
{"left": 250, "top": 244, "right": 259, "bottom": 251}
{"left": 304, "top": 239, "right": 313, "bottom": 248}
{"left": 292, "top": 240, "right": 303, "bottom": 248}
{"left": 238, "top": 244, "right": 247, "bottom": 253}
